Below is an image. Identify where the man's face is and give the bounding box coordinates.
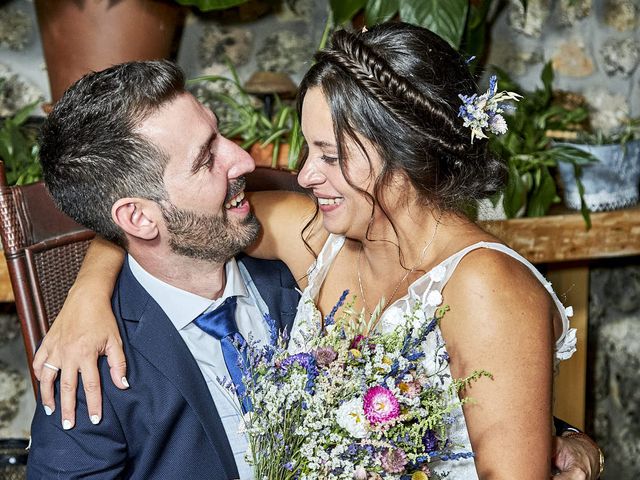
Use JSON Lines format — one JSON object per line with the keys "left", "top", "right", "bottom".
{"left": 136, "top": 93, "right": 259, "bottom": 263}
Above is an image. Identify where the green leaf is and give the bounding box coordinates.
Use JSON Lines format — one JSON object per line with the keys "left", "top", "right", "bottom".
{"left": 540, "top": 61, "right": 554, "bottom": 103}
{"left": 503, "top": 159, "right": 526, "bottom": 218}
{"left": 174, "top": 0, "right": 249, "bottom": 11}
{"left": 573, "top": 163, "right": 592, "bottom": 229}
{"left": 526, "top": 167, "right": 558, "bottom": 217}
{"left": 11, "top": 101, "right": 39, "bottom": 126}
{"left": 364, "top": 0, "right": 399, "bottom": 26}
{"left": 330, "top": 0, "right": 367, "bottom": 25}
{"left": 398, "top": 0, "right": 469, "bottom": 48}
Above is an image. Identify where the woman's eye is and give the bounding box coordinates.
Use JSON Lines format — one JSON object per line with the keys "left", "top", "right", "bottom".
{"left": 321, "top": 155, "right": 338, "bottom": 165}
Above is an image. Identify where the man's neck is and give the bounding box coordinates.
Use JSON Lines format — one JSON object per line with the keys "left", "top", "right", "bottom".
{"left": 128, "top": 248, "right": 228, "bottom": 300}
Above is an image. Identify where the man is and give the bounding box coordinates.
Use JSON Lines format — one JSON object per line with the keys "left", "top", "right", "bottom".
{"left": 27, "top": 60, "right": 299, "bottom": 479}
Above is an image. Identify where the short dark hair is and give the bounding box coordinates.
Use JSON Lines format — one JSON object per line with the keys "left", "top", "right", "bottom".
{"left": 39, "top": 60, "right": 186, "bottom": 246}
{"left": 297, "top": 22, "right": 507, "bottom": 213}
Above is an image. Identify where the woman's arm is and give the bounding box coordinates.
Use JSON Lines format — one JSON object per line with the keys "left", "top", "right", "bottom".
{"left": 33, "top": 236, "right": 125, "bottom": 429}
{"left": 441, "top": 249, "right": 555, "bottom": 479}
{"left": 245, "top": 190, "right": 327, "bottom": 283}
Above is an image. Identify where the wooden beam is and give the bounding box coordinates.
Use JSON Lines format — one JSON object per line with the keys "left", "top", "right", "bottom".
{"left": 479, "top": 205, "right": 640, "bottom": 264}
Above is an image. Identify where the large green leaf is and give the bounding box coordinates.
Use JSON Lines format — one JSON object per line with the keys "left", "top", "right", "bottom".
{"left": 503, "top": 158, "right": 526, "bottom": 218}
{"left": 330, "top": 0, "right": 367, "bottom": 25}
{"left": 175, "top": 0, "right": 249, "bottom": 11}
{"left": 364, "top": 0, "right": 399, "bottom": 26}
{"left": 526, "top": 166, "right": 558, "bottom": 217}
{"left": 398, "top": 0, "right": 469, "bottom": 48}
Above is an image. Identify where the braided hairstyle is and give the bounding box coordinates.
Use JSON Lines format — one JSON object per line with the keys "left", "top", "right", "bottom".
{"left": 297, "top": 22, "right": 507, "bottom": 213}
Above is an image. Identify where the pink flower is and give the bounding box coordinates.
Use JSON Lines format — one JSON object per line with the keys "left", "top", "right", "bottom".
{"left": 363, "top": 386, "right": 400, "bottom": 424}
{"left": 380, "top": 447, "right": 408, "bottom": 473}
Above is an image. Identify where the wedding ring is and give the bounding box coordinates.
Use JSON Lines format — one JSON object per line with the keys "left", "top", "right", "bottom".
{"left": 43, "top": 362, "right": 60, "bottom": 372}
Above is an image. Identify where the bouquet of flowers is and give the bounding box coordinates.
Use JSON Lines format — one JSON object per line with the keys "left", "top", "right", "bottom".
{"left": 225, "top": 292, "right": 490, "bottom": 480}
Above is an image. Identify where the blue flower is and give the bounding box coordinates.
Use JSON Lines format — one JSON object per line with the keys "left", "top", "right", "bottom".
{"left": 324, "top": 289, "right": 349, "bottom": 327}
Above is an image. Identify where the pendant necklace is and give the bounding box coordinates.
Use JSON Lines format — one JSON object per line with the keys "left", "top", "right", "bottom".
{"left": 357, "top": 213, "right": 442, "bottom": 318}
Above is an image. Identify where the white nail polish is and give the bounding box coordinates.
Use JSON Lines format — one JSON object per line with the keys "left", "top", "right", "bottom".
{"left": 90, "top": 415, "right": 100, "bottom": 425}
{"left": 43, "top": 405, "right": 53, "bottom": 416}
{"left": 121, "top": 376, "right": 130, "bottom": 388}
{"left": 62, "top": 419, "right": 72, "bottom": 430}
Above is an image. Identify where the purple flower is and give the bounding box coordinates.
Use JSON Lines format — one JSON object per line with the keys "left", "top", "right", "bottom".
{"left": 422, "top": 429, "right": 440, "bottom": 452}
{"left": 380, "top": 447, "right": 408, "bottom": 473}
{"left": 281, "top": 353, "right": 318, "bottom": 393}
{"left": 350, "top": 335, "right": 365, "bottom": 350}
{"left": 363, "top": 386, "right": 400, "bottom": 424}
{"left": 312, "top": 346, "right": 337, "bottom": 366}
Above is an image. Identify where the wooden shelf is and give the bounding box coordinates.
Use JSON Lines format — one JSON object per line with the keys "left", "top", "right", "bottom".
{"left": 479, "top": 205, "right": 640, "bottom": 264}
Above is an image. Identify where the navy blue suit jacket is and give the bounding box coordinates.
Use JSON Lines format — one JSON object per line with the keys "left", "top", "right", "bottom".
{"left": 27, "top": 255, "right": 299, "bottom": 479}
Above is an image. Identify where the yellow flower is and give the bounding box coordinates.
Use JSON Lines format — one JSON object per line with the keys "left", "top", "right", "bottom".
{"left": 411, "top": 472, "right": 429, "bottom": 480}
{"left": 349, "top": 349, "right": 362, "bottom": 358}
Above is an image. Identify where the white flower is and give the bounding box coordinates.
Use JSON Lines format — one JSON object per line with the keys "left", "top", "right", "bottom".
{"left": 489, "top": 114, "right": 508, "bottom": 135}
{"left": 429, "top": 265, "right": 446, "bottom": 283}
{"left": 426, "top": 290, "right": 443, "bottom": 307}
{"left": 335, "top": 398, "right": 369, "bottom": 439}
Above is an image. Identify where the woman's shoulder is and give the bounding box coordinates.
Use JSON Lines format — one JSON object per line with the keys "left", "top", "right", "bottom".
{"left": 439, "top": 242, "right": 556, "bottom": 342}
{"left": 449, "top": 243, "right": 553, "bottom": 305}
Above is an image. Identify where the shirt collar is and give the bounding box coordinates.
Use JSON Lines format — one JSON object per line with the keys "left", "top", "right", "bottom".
{"left": 127, "top": 254, "right": 248, "bottom": 331}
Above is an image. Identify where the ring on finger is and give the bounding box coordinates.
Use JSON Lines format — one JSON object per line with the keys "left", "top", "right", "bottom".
{"left": 43, "top": 362, "right": 60, "bottom": 372}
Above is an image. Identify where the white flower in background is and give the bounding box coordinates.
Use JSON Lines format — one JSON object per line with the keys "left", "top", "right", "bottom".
{"left": 336, "top": 398, "right": 369, "bottom": 439}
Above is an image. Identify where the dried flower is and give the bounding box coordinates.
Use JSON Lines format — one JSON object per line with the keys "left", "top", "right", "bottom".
{"left": 458, "top": 75, "right": 522, "bottom": 143}
{"left": 363, "top": 386, "right": 400, "bottom": 424}
{"left": 380, "top": 447, "right": 408, "bottom": 473}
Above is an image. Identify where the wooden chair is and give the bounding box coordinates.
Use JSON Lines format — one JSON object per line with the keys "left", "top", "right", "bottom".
{"left": 0, "top": 161, "right": 94, "bottom": 393}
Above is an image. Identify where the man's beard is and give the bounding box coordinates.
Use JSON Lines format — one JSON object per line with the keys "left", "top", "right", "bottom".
{"left": 161, "top": 199, "right": 260, "bottom": 264}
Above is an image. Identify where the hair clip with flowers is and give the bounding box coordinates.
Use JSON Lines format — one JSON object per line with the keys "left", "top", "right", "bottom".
{"left": 458, "top": 75, "right": 522, "bottom": 143}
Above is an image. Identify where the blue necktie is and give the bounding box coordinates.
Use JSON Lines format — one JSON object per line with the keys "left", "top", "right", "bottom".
{"left": 194, "top": 296, "right": 252, "bottom": 412}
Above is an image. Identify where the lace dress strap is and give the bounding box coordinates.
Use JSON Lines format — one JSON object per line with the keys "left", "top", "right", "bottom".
{"left": 304, "top": 234, "right": 346, "bottom": 300}
{"left": 440, "top": 241, "right": 577, "bottom": 362}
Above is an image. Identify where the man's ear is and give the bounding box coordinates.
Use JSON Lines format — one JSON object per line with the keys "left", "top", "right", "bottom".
{"left": 111, "top": 198, "right": 160, "bottom": 241}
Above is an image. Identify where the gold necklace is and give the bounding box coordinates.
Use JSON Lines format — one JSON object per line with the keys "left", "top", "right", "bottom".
{"left": 356, "top": 214, "right": 442, "bottom": 317}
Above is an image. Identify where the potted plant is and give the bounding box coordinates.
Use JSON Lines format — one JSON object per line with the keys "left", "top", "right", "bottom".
{"left": 486, "top": 62, "right": 596, "bottom": 225}
{"left": 555, "top": 119, "right": 640, "bottom": 213}
{"left": 329, "top": 0, "right": 527, "bottom": 69}
{"left": 34, "top": 0, "right": 275, "bottom": 104}
{"left": 35, "top": 0, "right": 187, "bottom": 103}
{"left": 192, "top": 62, "right": 303, "bottom": 170}
{"left": 0, "top": 102, "right": 41, "bottom": 186}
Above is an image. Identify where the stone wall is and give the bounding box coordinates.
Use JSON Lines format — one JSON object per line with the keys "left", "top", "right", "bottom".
{"left": 0, "top": 0, "right": 639, "bottom": 477}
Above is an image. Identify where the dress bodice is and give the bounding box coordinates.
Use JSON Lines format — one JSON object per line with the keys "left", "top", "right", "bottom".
{"left": 290, "top": 234, "right": 577, "bottom": 478}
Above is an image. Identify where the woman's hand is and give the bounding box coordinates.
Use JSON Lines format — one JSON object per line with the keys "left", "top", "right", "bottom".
{"left": 32, "top": 237, "right": 126, "bottom": 429}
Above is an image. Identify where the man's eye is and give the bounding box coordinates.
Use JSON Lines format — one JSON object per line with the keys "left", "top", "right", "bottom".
{"left": 202, "top": 153, "right": 214, "bottom": 170}
{"left": 321, "top": 155, "right": 338, "bottom": 165}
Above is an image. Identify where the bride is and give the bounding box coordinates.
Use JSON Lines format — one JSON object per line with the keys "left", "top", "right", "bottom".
{"left": 36, "top": 22, "right": 597, "bottom": 478}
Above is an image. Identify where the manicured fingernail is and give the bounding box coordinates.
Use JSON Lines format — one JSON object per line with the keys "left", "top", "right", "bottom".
{"left": 43, "top": 405, "right": 53, "bottom": 416}
{"left": 121, "top": 376, "right": 129, "bottom": 388}
{"left": 62, "top": 419, "right": 72, "bottom": 430}
{"left": 90, "top": 415, "right": 100, "bottom": 425}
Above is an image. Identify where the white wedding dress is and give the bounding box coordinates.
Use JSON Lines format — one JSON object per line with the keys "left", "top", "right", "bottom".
{"left": 290, "top": 234, "right": 577, "bottom": 478}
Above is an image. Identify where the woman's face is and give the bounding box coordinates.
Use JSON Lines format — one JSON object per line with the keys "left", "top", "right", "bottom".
{"left": 298, "top": 87, "right": 383, "bottom": 238}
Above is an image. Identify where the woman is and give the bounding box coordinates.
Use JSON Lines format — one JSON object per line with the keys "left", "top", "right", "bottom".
{"left": 36, "top": 23, "right": 598, "bottom": 478}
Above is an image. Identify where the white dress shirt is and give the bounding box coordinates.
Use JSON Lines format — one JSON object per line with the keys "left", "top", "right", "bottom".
{"left": 128, "top": 255, "right": 271, "bottom": 480}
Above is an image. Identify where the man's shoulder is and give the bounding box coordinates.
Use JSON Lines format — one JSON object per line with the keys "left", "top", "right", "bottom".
{"left": 235, "top": 254, "right": 296, "bottom": 287}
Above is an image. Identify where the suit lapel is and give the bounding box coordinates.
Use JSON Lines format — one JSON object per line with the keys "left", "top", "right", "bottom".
{"left": 116, "top": 263, "right": 239, "bottom": 478}
{"left": 237, "top": 255, "right": 299, "bottom": 334}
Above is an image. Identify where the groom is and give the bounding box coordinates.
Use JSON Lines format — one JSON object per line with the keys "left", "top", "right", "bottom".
{"left": 27, "top": 60, "right": 299, "bottom": 479}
